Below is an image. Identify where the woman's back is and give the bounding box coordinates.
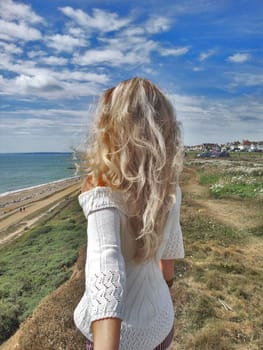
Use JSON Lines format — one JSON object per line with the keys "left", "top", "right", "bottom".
{"left": 74, "top": 185, "right": 184, "bottom": 349}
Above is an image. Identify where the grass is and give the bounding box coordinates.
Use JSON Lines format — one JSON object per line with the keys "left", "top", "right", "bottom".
{"left": 199, "top": 173, "right": 222, "bottom": 185}
{"left": 171, "top": 153, "right": 263, "bottom": 349}
{"left": 181, "top": 208, "right": 245, "bottom": 246}
{"left": 0, "top": 197, "right": 86, "bottom": 344}
{"left": 211, "top": 183, "right": 262, "bottom": 199}
{"left": 172, "top": 198, "right": 263, "bottom": 349}
{"left": 196, "top": 158, "right": 263, "bottom": 199}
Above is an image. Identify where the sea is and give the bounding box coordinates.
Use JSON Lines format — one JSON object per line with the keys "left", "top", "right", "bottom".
{"left": 0, "top": 152, "right": 77, "bottom": 195}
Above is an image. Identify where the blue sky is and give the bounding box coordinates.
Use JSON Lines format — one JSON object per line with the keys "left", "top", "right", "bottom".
{"left": 0, "top": 0, "right": 262, "bottom": 152}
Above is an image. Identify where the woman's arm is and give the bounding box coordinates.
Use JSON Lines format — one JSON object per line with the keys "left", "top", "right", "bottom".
{"left": 83, "top": 202, "right": 125, "bottom": 349}
{"left": 92, "top": 318, "right": 121, "bottom": 350}
{"left": 160, "top": 186, "right": 184, "bottom": 281}
{"left": 86, "top": 207, "right": 125, "bottom": 348}
{"left": 160, "top": 259, "right": 175, "bottom": 287}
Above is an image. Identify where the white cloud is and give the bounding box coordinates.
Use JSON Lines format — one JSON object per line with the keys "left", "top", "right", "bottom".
{"left": 169, "top": 93, "right": 209, "bottom": 120}
{"left": 0, "top": 66, "right": 108, "bottom": 99}
{"left": 40, "top": 56, "right": 68, "bottom": 66}
{"left": 0, "top": 41, "right": 22, "bottom": 54}
{"left": 0, "top": 108, "right": 90, "bottom": 138}
{"left": 100, "top": 33, "right": 157, "bottom": 52}
{"left": 0, "top": 47, "right": 110, "bottom": 99}
{"left": 160, "top": 46, "right": 190, "bottom": 56}
{"left": 199, "top": 49, "right": 216, "bottom": 61}
{"left": 3, "top": 108, "right": 87, "bottom": 119}
{"left": 45, "top": 34, "right": 87, "bottom": 52}
{"left": 121, "top": 27, "right": 145, "bottom": 37}
{"left": 0, "top": 52, "right": 38, "bottom": 77}
{"left": 0, "top": 0, "right": 44, "bottom": 43}
{"left": 76, "top": 38, "right": 158, "bottom": 66}
{"left": 1, "top": 50, "right": 68, "bottom": 82}
{"left": 27, "top": 50, "right": 46, "bottom": 59}
{"left": 15, "top": 73, "right": 62, "bottom": 92}
{"left": 72, "top": 49, "right": 134, "bottom": 66}
{"left": 67, "top": 26, "right": 87, "bottom": 38}
{"left": 89, "top": 29, "right": 161, "bottom": 67}
{"left": 145, "top": 16, "right": 171, "bottom": 33}
{"left": 23, "top": 117, "right": 55, "bottom": 128}
{"left": 227, "top": 53, "right": 251, "bottom": 63}
{"left": 169, "top": 93, "right": 263, "bottom": 125}
{"left": 0, "top": 0, "right": 44, "bottom": 24}
{"left": 60, "top": 7, "right": 130, "bottom": 33}
{"left": 59, "top": 71, "right": 109, "bottom": 84}
{"left": 142, "top": 67, "right": 155, "bottom": 75}
{"left": 230, "top": 72, "right": 263, "bottom": 87}
{"left": 168, "top": 92, "right": 263, "bottom": 144}
{"left": 192, "top": 67, "right": 203, "bottom": 72}
{"left": 0, "top": 19, "right": 42, "bottom": 41}
{"left": 72, "top": 33, "right": 158, "bottom": 66}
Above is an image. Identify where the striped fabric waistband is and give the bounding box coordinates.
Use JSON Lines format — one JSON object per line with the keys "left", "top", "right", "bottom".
{"left": 85, "top": 324, "right": 174, "bottom": 350}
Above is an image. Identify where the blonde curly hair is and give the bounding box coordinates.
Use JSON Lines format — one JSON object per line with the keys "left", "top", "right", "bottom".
{"left": 77, "top": 77, "right": 183, "bottom": 262}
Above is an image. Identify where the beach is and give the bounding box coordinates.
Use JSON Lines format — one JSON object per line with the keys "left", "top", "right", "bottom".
{"left": 0, "top": 177, "right": 81, "bottom": 246}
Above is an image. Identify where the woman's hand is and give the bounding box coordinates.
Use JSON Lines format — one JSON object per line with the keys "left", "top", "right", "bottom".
{"left": 92, "top": 318, "right": 121, "bottom": 350}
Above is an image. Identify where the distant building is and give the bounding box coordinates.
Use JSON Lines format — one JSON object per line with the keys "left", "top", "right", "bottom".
{"left": 202, "top": 143, "right": 220, "bottom": 151}
{"left": 242, "top": 139, "right": 252, "bottom": 146}
{"left": 229, "top": 141, "right": 241, "bottom": 151}
{"left": 186, "top": 140, "right": 263, "bottom": 152}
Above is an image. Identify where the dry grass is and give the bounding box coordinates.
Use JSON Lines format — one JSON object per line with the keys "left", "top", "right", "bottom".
{"left": 170, "top": 157, "right": 263, "bottom": 350}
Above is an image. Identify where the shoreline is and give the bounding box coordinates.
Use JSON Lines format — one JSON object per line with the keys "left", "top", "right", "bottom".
{"left": 0, "top": 176, "right": 80, "bottom": 198}
{"left": 0, "top": 176, "right": 81, "bottom": 213}
{"left": 0, "top": 177, "right": 81, "bottom": 247}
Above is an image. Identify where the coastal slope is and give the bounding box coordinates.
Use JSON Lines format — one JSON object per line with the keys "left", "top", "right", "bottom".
{"left": 1, "top": 154, "right": 262, "bottom": 349}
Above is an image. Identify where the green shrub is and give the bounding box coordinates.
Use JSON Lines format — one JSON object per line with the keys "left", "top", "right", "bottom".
{"left": 200, "top": 173, "right": 222, "bottom": 185}
{"left": 210, "top": 183, "right": 262, "bottom": 199}
{"left": 0, "top": 301, "right": 21, "bottom": 342}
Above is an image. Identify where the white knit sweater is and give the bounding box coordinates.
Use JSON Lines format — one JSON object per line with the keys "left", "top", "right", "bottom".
{"left": 74, "top": 186, "right": 184, "bottom": 350}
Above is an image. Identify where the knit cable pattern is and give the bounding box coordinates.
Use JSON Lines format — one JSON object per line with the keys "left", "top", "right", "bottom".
{"left": 89, "top": 270, "right": 126, "bottom": 321}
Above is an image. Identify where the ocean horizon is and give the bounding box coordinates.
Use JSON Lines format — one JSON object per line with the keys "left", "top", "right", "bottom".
{"left": 0, "top": 152, "right": 77, "bottom": 194}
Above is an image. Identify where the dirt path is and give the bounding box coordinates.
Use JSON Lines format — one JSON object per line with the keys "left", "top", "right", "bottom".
{"left": 182, "top": 166, "right": 263, "bottom": 269}
{"left": 0, "top": 183, "right": 80, "bottom": 247}
{"left": 182, "top": 167, "right": 261, "bottom": 230}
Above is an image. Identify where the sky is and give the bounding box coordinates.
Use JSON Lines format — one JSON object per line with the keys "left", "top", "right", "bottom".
{"left": 0, "top": 0, "right": 262, "bottom": 152}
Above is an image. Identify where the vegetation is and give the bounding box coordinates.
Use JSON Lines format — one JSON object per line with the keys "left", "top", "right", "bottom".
{"left": 171, "top": 152, "right": 263, "bottom": 349}
{"left": 1, "top": 152, "right": 262, "bottom": 349}
{"left": 0, "top": 198, "right": 86, "bottom": 344}
{"left": 172, "top": 206, "right": 263, "bottom": 348}
{"left": 190, "top": 152, "right": 263, "bottom": 200}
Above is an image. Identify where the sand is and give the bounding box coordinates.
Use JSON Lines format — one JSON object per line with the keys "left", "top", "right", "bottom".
{"left": 0, "top": 177, "right": 81, "bottom": 246}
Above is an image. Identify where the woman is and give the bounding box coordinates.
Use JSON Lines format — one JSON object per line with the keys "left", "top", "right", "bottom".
{"left": 74, "top": 77, "right": 185, "bottom": 350}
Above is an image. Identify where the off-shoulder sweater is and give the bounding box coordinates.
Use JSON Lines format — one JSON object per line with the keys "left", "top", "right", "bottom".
{"left": 74, "top": 186, "right": 184, "bottom": 350}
